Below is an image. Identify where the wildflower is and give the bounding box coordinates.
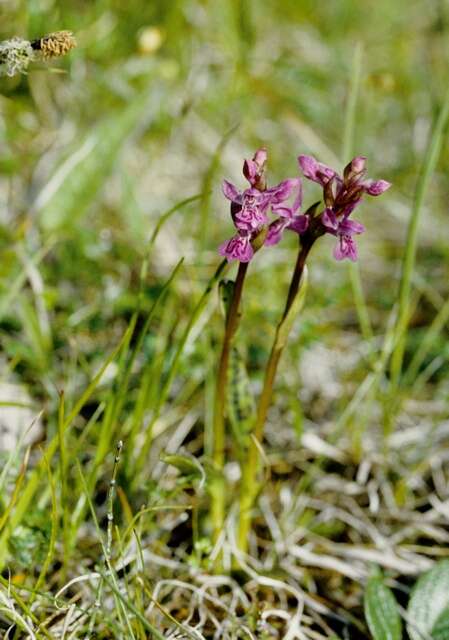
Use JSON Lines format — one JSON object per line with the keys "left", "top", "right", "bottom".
{"left": 321, "top": 208, "right": 365, "bottom": 261}
{"left": 0, "top": 37, "right": 34, "bottom": 77}
{"left": 265, "top": 180, "right": 309, "bottom": 246}
{"left": 31, "top": 31, "right": 77, "bottom": 59}
{"left": 220, "top": 148, "right": 299, "bottom": 262}
{"left": 219, "top": 233, "right": 254, "bottom": 263}
{"left": 299, "top": 155, "right": 391, "bottom": 212}
{"left": 298, "top": 154, "right": 391, "bottom": 261}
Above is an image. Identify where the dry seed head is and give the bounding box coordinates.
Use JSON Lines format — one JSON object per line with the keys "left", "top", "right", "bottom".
{"left": 33, "top": 31, "right": 77, "bottom": 59}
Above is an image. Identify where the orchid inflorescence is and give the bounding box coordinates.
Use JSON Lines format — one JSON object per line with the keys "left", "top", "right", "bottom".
{"left": 219, "top": 148, "right": 390, "bottom": 263}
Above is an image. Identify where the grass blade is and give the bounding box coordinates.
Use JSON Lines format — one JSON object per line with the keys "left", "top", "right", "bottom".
{"left": 390, "top": 87, "right": 449, "bottom": 388}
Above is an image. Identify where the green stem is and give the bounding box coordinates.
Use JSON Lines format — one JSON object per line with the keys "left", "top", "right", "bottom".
{"left": 341, "top": 42, "right": 374, "bottom": 343}
{"left": 238, "top": 242, "right": 310, "bottom": 553}
{"left": 211, "top": 261, "right": 248, "bottom": 549}
{"left": 390, "top": 87, "right": 449, "bottom": 390}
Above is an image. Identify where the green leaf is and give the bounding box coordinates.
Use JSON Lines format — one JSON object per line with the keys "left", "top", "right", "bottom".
{"left": 160, "top": 453, "right": 204, "bottom": 479}
{"left": 433, "top": 606, "right": 449, "bottom": 640}
{"left": 227, "top": 345, "right": 255, "bottom": 445}
{"left": 276, "top": 265, "right": 308, "bottom": 349}
{"left": 407, "top": 560, "right": 449, "bottom": 640}
{"left": 364, "top": 574, "right": 402, "bottom": 640}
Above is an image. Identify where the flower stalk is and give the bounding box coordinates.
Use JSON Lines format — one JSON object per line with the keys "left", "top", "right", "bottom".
{"left": 237, "top": 238, "right": 311, "bottom": 553}
{"left": 210, "top": 261, "right": 248, "bottom": 548}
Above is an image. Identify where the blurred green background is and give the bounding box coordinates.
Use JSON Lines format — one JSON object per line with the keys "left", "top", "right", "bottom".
{"left": 1, "top": 0, "right": 449, "bottom": 463}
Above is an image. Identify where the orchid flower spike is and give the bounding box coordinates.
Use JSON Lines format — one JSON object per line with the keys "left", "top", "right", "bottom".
{"left": 219, "top": 148, "right": 302, "bottom": 262}
{"left": 298, "top": 154, "right": 391, "bottom": 261}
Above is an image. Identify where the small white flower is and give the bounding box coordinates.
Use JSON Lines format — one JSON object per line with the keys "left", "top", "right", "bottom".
{"left": 0, "top": 37, "right": 34, "bottom": 77}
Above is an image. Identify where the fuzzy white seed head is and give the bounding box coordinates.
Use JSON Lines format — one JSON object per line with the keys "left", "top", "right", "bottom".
{"left": 0, "top": 37, "right": 34, "bottom": 77}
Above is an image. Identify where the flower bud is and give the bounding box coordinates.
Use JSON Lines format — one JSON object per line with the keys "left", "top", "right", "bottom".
{"left": 253, "top": 147, "right": 267, "bottom": 170}
{"left": 351, "top": 156, "right": 367, "bottom": 174}
{"left": 343, "top": 155, "right": 367, "bottom": 182}
{"left": 243, "top": 147, "right": 267, "bottom": 190}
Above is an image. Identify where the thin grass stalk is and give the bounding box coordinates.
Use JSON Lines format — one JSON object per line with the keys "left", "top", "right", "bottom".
{"left": 32, "top": 449, "right": 58, "bottom": 603}
{"left": 0, "top": 412, "right": 42, "bottom": 498}
{"left": 86, "top": 259, "right": 183, "bottom": 508}
{"left": 0, "top": 328, "right": 132, "bottom": 568}
{"left": 404, "top": 291, "right": 449, "bottom": 384}
{"left": 149, "top": 193, "right": 204, "bottom": 248}
{"left": 238, "top": 242, "right": 310, "bottom": 553}
{"left": 0, "top": 599, "right": 37, "bottom": 640}
{"left": 92, "top": 256, "right": 152, "bottom": 474}
{"left": 390, "top": 87, "right": 449, "bottom": 390}
{"left": 141, "top": 581, "right": 201, "bottom": 639}
{"left": 342, "top": 42, "right": 373, "bottom": 343}
{"left": 99, "top": 260, "right": 182, "bottom": 463}
{"left": 0, "top": 448, "right": 30, "bottom": 534}
{"left": 57, "top": 391, "right": 70, "bottom": 581}
{"left": 106, "top": 441, "right": 123, "bottom": 561}
{"left": 0, "top": 583, "right": 54, "bottom": 640}
{"left": 93, "top": 193, "right": 201, "bottom": 476}
{"left": 211, "top": 261, "right": 249, "bottom": 548}
{"left": 133, "top": 531, "right": 147, "bottom": 640}
{"left": 199, "top": 126, "right": 238, "bottom": 248}
{"left": 98, "top": 571, "right": 166, "bottom": 640}
{"left": 134, "top": 259, "right": 229, "bottom": 476}
{"left": 77, "top": 460, "right": 134, "bottom": 638}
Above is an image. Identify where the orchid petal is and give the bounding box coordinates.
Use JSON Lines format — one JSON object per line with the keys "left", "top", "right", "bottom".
{"left": 271, "top": 204, "right": 293, "bottom": 219}
{"left": 265, "top": 219, "right": 288, "bottom": 246}
{"left": 234, "top": 206, "right": 268, "bottom": 231}
{"left": 333, "top": 235, "right": 358, "bottom": 262}
{"left": 298, "top": 155, "right": 336, "bottom": 186}
{"left": 322, "top": 207, "right": 338, "bottom": 231}
{"left": 222, "top": 180, "right": 241, "bottom": 202}
{"left": 219, "top": 234, "right": 254, "bottom": 262}
{"left": 288, "top": 214, "right": 309, "bottom": 235}
{"left": 266, "top": 178, "right": 298, "bottom": 204}
{"left": 362, "top": 179, "right": 391, "bottom": 196}
{"left": 243, "top": 159, "right": 257, "bottom": 185}
{"left": 339, "top": 218, "right": 365, "bottom": 235}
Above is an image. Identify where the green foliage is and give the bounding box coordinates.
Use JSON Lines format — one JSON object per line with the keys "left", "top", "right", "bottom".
{"left": 8, "top": 511, "right": 51, "bottom": 567}
{"left": 160, "top": 452, "right": 204, "bottom": 481}
{"left": 364, "top": 571, "right": 402, "bottom": 640}
{"left": 227, "top": 345, "right": 256, "bottom": 446}
{"left": 432, "top": 607, "right": 449, "bottom": 640}
{"left": 407, "top": 560, "right": 449, "bottom": 640}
